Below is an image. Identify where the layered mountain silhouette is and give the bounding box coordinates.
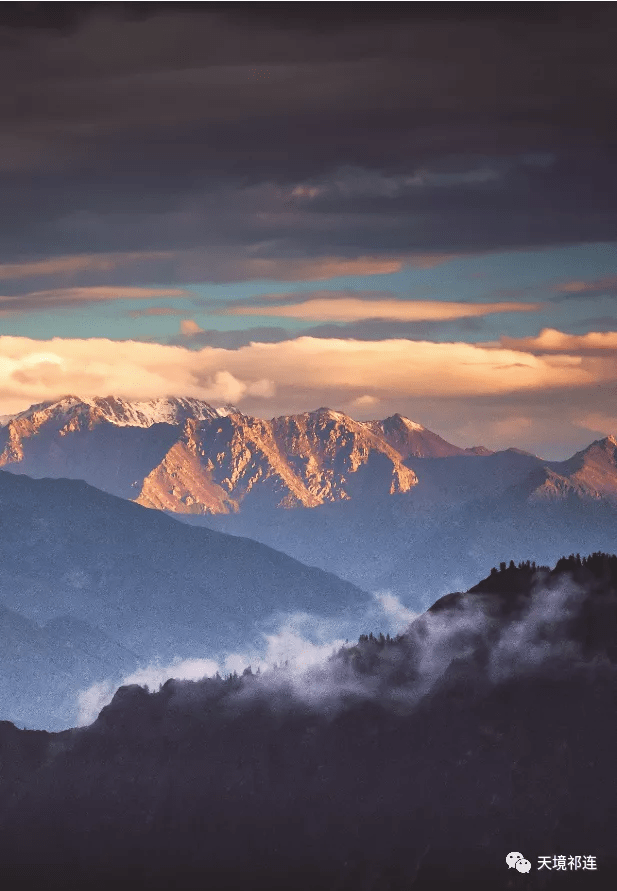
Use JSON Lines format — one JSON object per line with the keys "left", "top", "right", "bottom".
{"left": 2, "top": 394, "right": 617, "bottom": 607}
{"left": 0, "top": 601, "right": 139, "bottom": 732}
{"left": 0, "top": 469, "right": 368, "bottom": 730}
{"left": 199, "top": 436, "right": 617, "bottom": 600}
{"left": 0, "top": 554, "right": 615, "bottom": 891}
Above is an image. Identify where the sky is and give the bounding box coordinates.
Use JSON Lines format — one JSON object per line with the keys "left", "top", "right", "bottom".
{"left": 0, "top": 2, "right": 616, "bottom": 458}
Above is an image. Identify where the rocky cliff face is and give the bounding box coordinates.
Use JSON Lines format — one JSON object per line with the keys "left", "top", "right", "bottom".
{"left": 364, "top": 412, "right": 485, "bottom": 458}
{"left": 527, "top": 436, "right": 617, "bottom": 504}
{"left": 3, "top": 396, "right": 617, "bottom": 518}
{"left": 136, "top": 408, "right": 417, "bottom": 513}
{"left": 0, "top": 398, "right": 420, "bottom": 514}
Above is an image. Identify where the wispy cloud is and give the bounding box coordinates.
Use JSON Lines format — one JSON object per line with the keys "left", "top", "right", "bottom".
{"left": 128, "top": 306, "right": 189, "bottom": 318}
{"left": 0, "top": 251, "right": 174, "bottom": 280}
{"left": 185, "top": 254, "right": 446, "bottom": 282}
{"left": 352, "top": 394, "right": 380, "bottom": 407}
{"left": 0, "top": 286, "right": 192, "bottom": 315}
{"left": 224, "top": 288, "right": 396, "bottom": 308}
{"left": 551, "top": 274, "right": 617, "bottom": 300}
{"left": 0, "top": 251, "right": 440, "bottom": 293}
{"left": 76, "top": 575, "right": 586, "bottom": 728}
{"left": 76, "top": 591, "right": 419, "bottom": 725}
{"left": 288, "top": 164, "right": 503, "bottom": 202}
{"left": 227, "top": 298, "right": 544, "bottom": 322}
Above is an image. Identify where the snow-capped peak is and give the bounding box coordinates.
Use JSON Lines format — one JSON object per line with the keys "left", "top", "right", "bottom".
{"left": 316, "top": 407, "right": 345, "bottom": 421}
{"left": 9, "top": 395, "right": 227, "bottom": 429}
{"left": 214, "top": 404, "right": 241, "bottom": 418}
{"left": 13, "top": 395, "right": 85, "bottom": 424}
{"left": 368, "top": 413, "right": 425, "bottom": 431}
{"left": 85, "top": 396, "right": 222, "bottom": 428}
{"left": 397, "top": 415, "right": 425, "bottom": 432}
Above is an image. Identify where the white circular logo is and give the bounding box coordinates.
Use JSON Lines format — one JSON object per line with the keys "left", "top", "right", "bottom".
{"left": 506, "top": 852, "right": 525, "bottom": 869}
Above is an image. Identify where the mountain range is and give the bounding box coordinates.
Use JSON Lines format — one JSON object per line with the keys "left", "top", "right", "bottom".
{"left": 0, "top": 395, "right": 487, "bottom": 511}
{"left": 0, "top": 554, "right": 615, "bottom": 891}
{"left": 2, "top": 395, "right": 617, "bottom": 604}
{"left": 2, "top": 395, "right": 616, "bottom": 514}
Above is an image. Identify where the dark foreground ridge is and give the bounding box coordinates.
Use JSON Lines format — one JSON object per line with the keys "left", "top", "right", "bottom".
{"left": 1, "top": 554, "right": 616, "bottom": 891}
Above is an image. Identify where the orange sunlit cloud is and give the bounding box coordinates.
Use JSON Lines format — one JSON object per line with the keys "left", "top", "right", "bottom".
{"left": 0, "top": 286, "right": 192, "bottom": 315}
{"left": 498, "top": 328, "right": 617, "bottom": 353}
{"left": 0, "top": 251, "right": 174, "bottom": 280}
{"left": 128, "top": 307, "right": 188, "bottom": 318}
{"left": 0, "top": 250, "right": 458, "bottom": 289}
{"left": 1, "top": 333, "right": 615, "bottom": 454}
{"left": 180, "top": 319, "right": 203, "bottom": 336}
{"left": 0, "top": 333, "right": 599, "bottom": 414}
{"left": 553, "top": 275, "right": 617, "bottom": 294}
{"left": 227, "top": 298, "right": 544, "bottom": 322}
{"left": 175, "top": 253, "right": 459, "bottom": 283}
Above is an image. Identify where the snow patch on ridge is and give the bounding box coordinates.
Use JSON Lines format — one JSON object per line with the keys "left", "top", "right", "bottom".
{"left": 8, "top": 395, "right": 229, "bottom": 429}
{"left": 86, "top": 396, "right": 222, "bottom": 428}
{"left": 399, "top": 416, "right": 425, "bottom": 431}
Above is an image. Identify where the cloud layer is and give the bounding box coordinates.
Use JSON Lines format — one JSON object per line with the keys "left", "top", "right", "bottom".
{"left": 228, "top": 298, "right": 543, "bottom": 322}
{"left": 0, "top": 330, "right": 615, "bottom": 455}
{"left": 77, "top": 570, "right": 588, "bottom": 727}
{"left": 499, "top": 328, "right": 617, "bottom": 354}
{"left": 77, "top": 591, "right": 418, "bottom": 725}
{"left": 0, "top": 7, "right": 614, "bottom": 459}
{"left": 0, "top": 6, "right": 614, "bottom": 275}
{"left": 0, "top": 286, "right": 191, "bottom": 315}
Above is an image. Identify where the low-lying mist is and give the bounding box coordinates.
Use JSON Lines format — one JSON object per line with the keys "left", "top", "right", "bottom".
{"left": 81, "top": 558, "right": 611, "bottom": 730}
{"left": 76, "top": 590, "right": 419, "bottom": 725}
{"left": 2, "top": 556, "right": 617, "bottom": 891}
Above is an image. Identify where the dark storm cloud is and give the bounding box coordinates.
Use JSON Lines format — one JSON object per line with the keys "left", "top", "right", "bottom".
{"left": 0, "top": 4, "right": 615, "bottom": 272}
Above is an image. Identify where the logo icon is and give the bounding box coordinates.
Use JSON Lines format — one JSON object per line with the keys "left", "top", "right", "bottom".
{"left": 507, "top": 852, "right": 532, "bottom": 873}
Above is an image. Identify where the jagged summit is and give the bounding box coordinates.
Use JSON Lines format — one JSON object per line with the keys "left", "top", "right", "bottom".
{"left": 590, "top": 434, "right": 617, "bottom": 451}
{"left": 290, "top": 406, "right": 349, "bottom": 424}
{"left": 383, "top": 412, "right": 425, "bottom": 431}
{"left": 364, "top": 412, "right": 470, "bottom": 459}
{"left": 12, "top": 394, "right": 83, "bottom": 422}
{"left": 138, "top": 405, "right": 418, "bottom": 514}
{"left": 10, "top": 394, "right": 228, "bottom": 429}
{"left": 0, "top": 398, "right": 428, "bottom": 513}
{"left": 525, "top": 434, "right": 617, "bottom": 505}
{"left": 3, "top": 396, "right": 617, "bottom": 515}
